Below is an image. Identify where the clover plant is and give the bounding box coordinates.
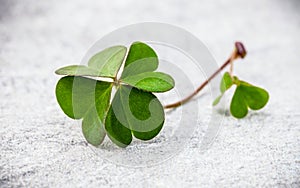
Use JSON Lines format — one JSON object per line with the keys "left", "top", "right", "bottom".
{"left": 213, "top": 72, "right": 269, "bottom": 118}
{"left": 55, "top": 41, "right": 269, "bottom": 147}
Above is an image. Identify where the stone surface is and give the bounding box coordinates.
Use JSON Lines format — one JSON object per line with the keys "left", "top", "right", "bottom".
{"left": 0, "top": 0, "right": 299, "bottom": 187}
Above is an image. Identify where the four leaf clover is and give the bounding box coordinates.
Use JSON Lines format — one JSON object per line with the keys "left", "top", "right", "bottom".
{"left": 55, "top": 40, "right": 270, "bottom": 148}
{"left": 55, "top": 42, "right": 175, "bottom": 147}
{"left": 213, "top": 72, "right": 269, "bottom": 118}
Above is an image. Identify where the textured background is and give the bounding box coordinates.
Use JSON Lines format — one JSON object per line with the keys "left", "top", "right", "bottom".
{"left": 0, "top": 0, "right": 300, "bottom": 187}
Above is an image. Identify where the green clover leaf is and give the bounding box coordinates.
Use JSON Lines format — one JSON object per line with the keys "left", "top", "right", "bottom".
{"left": 121, "top": 72, "right": 174, "bottom": 92}
{"left": 213, "top": 72, "right": 233, "bottom": 106}
{"left": 55, "top": 42, "right": 174, "bottom": 147}
{"left": 230, "top": 81, "right": 269, "bottom": 118}
{"left": 55, "top": 76, "right": 112, "bottom": 146}
{"left": 213, "top": 72, "right": 269, "bottom": 118}
{"left": 121, "top": 41, "right": 159, "bottom": 78}
{"left": 220, "top": 72, "right": 234, "bottom": 93}
{"left": 105, "top": 86, "right": 164, "bottom": 147}
{"left": 55, "top": 46, "right": 127, "bottom": 78}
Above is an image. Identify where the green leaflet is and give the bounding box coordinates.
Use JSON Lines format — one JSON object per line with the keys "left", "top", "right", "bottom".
{"left": 121, "top": 42, "right": 159, "bottom": 78}
{"left": 121, "top": 72, "right": 175, "bottom": 92}
{"left": 105, "top": 86, "right": 164, "bottom": 147}
{"left": 230, "top": 82, "right": 269, "bottom": 119}
{"left": 82, "top": 108, "right": 106, "bottom": 146}
{"left": 239, "top": 82, "right": 269, "bottom": 110}
{"left": 55, "top": 46, "right": 127, "bottom": 78}
{"left": 212, "top": 95, "right": 222, "bottom": 106}
{"left": 55, "top": 76, "right": 112, "bottom": 146}
{"left": 55, "top": 65, "right": 101, "bottom": 77}
{"left": 220, "top": 72, "right": 233, "bottom": 93}
{"left": 230, "top": 86, "right": 248, "bottom": 118}
{"left": 213, "top": 72, "right": 233, "bottom": 106}
{"left": 88, "top": 45, "right": 127, "bottom": 77}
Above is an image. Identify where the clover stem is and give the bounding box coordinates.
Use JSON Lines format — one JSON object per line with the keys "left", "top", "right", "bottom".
{"left": 229, "top": 49, "right": 236, "bottom": 77}
{"left": 164, "top": 42, "right": 246, "bottom": 109}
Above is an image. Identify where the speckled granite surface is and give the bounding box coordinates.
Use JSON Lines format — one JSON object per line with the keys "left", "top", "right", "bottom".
{"left": 0, "top": 0, "right": 299, "bottom": 187}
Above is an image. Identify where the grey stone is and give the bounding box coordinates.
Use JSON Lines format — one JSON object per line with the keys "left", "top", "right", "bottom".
{"left": 0, "top": 0, "right": 299, "bottom": 187}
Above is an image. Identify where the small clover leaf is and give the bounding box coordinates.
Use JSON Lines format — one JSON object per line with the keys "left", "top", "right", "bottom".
{"left": 214, "top": 72, "right": 269, "bottom": 118}
{"left": 230, "top": 85, "right": 248, "bottom": 118}
{"left": 237, "top": 81, "right": 269, "bottom": 108}
{"left": 230, "top": 81, "right": 269, "bottom": 118}
{"left": 213, "top": 72, "right": 233, "bottom": 106}
{"left": 220, "top": 72, "right": 233, "bottom": 93}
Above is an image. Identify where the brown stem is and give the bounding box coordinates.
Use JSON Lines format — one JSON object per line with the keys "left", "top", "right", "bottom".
{"left": 164, "top": 42, "right": 246, "bottom": 109}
